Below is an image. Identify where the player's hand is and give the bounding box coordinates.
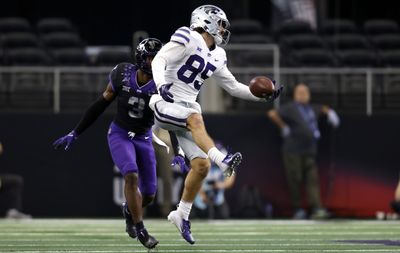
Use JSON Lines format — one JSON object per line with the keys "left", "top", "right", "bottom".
{"left": 53, "top": 130, "right": 78, "bottom": 151}
{"left": 264, "top": 80, "right": 283, "bottom": 102}
{"left": 159, "top": 83, "right": 174, "bottom": 103}
{"left": 171, "top": 155, "right": 190, "bottom": 173}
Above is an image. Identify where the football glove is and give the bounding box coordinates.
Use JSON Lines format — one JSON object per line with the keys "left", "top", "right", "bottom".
{"left": 264, "top": 80, "right": 283, "bottom": 102}
{"left": 171, "top": 155, "right": 190, "bottom": 173}
{"left": 159, "top": 83, "right": 174, "bottom": 103}
{"left": 53, "top": 130, "right": 78, "bottom": 151}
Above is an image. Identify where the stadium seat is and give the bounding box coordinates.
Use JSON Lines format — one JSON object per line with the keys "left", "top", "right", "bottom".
{"left": 94, "top": 49, "right": 132, "bottom": 66}
{"left": 230, "top": 19, "right": 264, "bottom": 35}
{"left": 37, "top": 18, "right": 75, "bottom": 34}
{"left": 230, "top": 34, "right": 272, "bottom": 44}
{"left": 326, "top": 34, "right": 370, "bottom": 50}
{"left": 319, "top": 19, "right": 358, "bottom": 35}
{"left": 364, "top": 19, "right": 399, "bottom": 36}
{"left": 370, "top": 34, "right": 400, "bottom": 51}
{"left": 291, "top": 49, "right": 336, "bottom": 67}
{"left": 276, "top": 20, "right": 313, "bottom": 38}
{"left": 5, "top": 48, "right": 52, "bottom": 66}
{"left": 379, "top": 50, "right": 400, "bottom": 67}
{"left": 0, "top": 17, "right": 31, "bottom": 33}
{"left": 51, "top": 48, "right": 88, "bottom": 66}
{"left": 335, "top": 49, "right": 376, "bottom": 67}
{"left": 280, "top": 34, "right": 325, "bottom": 51}
{"left": 42, "top": 32, "right": 83, "bottom": 49}
{"left": 1, "top": 33, "right": 41, "bottom": 49}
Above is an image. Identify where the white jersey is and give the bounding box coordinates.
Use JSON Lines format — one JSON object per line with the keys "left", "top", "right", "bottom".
{"left": 151, "top": 26, "right": 261, "bottom": 104}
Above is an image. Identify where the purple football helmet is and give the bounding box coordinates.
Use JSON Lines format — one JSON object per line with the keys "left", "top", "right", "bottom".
{"left": 135, "top": 38, "right": 162, "bottom": 75}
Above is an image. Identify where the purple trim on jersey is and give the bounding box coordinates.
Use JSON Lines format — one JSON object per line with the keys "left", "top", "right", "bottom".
{"left": 172, "top": 33, "right": 190, "bottom": 43}
{"left": 107, "top": 122, "right": 157, "bottom": 195}
{"left": 154, "top": 103, "right": 187, "bottom": 123}
{"left": 155, "top": 115, "right": 187, "bottom": 129}
{"left": 178, "top": 27, "right": 190, "bottom": 34}
{"left": 171, "top": 40, "right": 185, "bottom": 46}
{"left": 132, "top": 69, "right": 157, "bottom": 94}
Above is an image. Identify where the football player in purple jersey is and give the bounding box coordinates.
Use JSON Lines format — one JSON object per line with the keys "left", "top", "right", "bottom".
{"left": 53, "top": 38, "right": 162, "bottom": 249}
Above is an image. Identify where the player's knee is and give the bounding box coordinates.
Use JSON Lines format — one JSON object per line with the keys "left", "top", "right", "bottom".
{"left": 187, "top": 113, "right": 204, "bottom": 130}
{"left": 124, "top": 173, "right": 139, "bottom": 188}
{"left": 191, "top": 158, "right": 211, "bottom": 178}
{"left": 142, "top": 194, "right": 155, "bottom": 207}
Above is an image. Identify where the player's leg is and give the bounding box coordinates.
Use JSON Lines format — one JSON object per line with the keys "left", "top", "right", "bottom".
{"left": 133, "top": 133, "right": 159, "bottom": 249}
{"left": 107, "top": 123, "right": 157, "bottom": 249}
{"left": 107, "top": 124, "right": 140, "bottom": 239}
{"left": 391, "top": 177, "right": 400, "bottom": 214}
{"left": 167, "top": 130, "right": 210, "bottom": 244}
{"left": 154, "top": 100, "right": 241, "bottom": 176}
{"left": 187, "top": 112, "right": 241, "bottom": 177}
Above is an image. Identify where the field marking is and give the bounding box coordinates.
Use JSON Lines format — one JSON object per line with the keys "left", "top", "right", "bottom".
{"left": 1, "top": 249, "right": 399, "bottom": 253}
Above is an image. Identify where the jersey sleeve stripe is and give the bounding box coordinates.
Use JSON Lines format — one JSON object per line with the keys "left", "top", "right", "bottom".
{"left": 171, "top": 40, "right": 185, "bottom": 46}
{"left": 172, "top": 33, "right": 190, "bottom": 43}
{"left": 178, "top": 27, "right": 190, "bottom": 34}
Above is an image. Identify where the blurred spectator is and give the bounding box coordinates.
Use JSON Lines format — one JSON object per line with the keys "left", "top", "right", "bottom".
{"left": 271, "top": 0, "right": 317, "bottom": 29}
{"left": 192, "top": 144, "right": 236, "bottom": 219}
{"left": 0, "top": 141, "right": 31, "bottom": 219}
{"left": 391, "top": 176, "right": 400, "bottom": 214}
{"left": 267, "top": 83, "right": 340, "bottom": 219}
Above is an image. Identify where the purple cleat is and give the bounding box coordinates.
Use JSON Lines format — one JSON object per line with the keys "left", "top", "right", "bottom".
{"left": 222, "top": 152, "right": 242, "bottom": 177}
{"left": 167, "top": 210, "right": 195, "bottom": 244}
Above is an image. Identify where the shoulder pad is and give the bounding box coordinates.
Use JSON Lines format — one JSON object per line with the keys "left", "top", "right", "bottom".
{"left": 109, "top": 63, "right": 135, "bottom": 92}
{"left": 170, "top": 26, "right": 192, "bottom": 46}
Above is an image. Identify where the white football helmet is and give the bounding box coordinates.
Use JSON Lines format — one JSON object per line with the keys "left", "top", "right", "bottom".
{"left": 190, "top": 5, "right": 231, "bottom": 46}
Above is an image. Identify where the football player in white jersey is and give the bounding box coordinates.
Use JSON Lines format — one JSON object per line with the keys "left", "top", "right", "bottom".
{"left": 150, "top": 5, "right": 282, "bottom": 244}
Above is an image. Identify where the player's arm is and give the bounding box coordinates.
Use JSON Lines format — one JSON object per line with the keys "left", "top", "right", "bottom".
{"left": 53, "top": 63, "right": 125, "bottom": 151}
{"left": 73, "top": 84, "right": 116, "bottom": 135}
{"left": 213, "top": 65, "right": 261, "bottom": 101}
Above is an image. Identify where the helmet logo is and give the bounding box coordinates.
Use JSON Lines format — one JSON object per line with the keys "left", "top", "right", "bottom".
{"left": 148, "top": 40, "right": 156, "bottom": 50}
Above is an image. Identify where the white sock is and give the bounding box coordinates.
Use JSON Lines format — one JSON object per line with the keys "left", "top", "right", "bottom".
{"left": 207, "top": 147, "right": 228, "bottom": 171}
{"left": 177, "top": 200, "right": 192, "bottom": 220}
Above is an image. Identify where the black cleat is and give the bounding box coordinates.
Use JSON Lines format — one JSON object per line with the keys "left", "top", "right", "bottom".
{"left": 121, "top": 202, "right": 137, "bottom": 239}
{"left": 137, "top": 228, "right": 159, "bottom": 249}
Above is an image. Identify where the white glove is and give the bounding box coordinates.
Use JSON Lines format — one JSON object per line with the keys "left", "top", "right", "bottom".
{"left": 327, "top": 109, "right": 340, "bottom": 128}
{"left": 281, "top": 126, "right": 291, "bottom": 138}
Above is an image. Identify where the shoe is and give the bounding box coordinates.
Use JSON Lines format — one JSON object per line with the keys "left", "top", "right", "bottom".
{"left": 121, "top": 202, "right": 137, "bottom": 239}
{"left": 222, "top": 152, "right": 242, "bottom": 177}
{"left": 5, "top": 209, "right": 32, "bottom": 220}
{"left": 167, "top": 210, "right": 195, "bottom": 244}
{"left": 292, "top": 208, "right": 307, "bottom": 219}
{"left": 310, "top": 208, "right": 330, "bottom": 220}
{"left": 137, "top": 228, "right": 159, "bottom": 249}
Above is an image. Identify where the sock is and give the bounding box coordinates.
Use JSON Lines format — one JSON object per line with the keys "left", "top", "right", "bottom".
{"left": 135, "top": 221, "right": 145, "bottom": 231}
{"left": 207, "top": 147, "right": 228, "bottom": 171}
{"left": 177, "top": 200, "right": 192, "bottom": 220}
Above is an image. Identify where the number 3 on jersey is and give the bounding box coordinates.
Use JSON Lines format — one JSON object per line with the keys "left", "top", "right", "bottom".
{"left": 177, "top": 54, "right": 216, "bottom": 90}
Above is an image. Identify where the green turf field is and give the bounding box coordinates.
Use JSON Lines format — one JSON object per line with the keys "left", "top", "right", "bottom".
{"left": 0, "top": 219, "right": 399, "bottom": 252}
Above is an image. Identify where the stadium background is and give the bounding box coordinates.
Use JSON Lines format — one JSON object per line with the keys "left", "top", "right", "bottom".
{"left": 0, "top": 0, "right": 399, "bottom": 219}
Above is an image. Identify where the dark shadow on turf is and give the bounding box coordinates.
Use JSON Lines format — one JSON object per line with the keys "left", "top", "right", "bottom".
{"left": 335, "top": 240, "right": 400, "bottom": 246}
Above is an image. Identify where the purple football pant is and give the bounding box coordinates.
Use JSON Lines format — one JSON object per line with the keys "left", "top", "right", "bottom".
{"left": 107, "top": 122, "right": 157, "bottom": 196}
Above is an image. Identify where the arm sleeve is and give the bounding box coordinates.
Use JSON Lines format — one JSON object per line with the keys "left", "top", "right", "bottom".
{"left": 74, "top": 95, "right": 112, "bottom": 136}
{"left": 152, "top": 41, "right": 187, "bottom": 89}
{"left": 212, "top": 65, "right": 262, "bottom": 101}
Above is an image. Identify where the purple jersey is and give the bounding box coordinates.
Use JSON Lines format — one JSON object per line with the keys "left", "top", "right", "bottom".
{"left": 109, "top": 63, "right": 157, "bottom": 134}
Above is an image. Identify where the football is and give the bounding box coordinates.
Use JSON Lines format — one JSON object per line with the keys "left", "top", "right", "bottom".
{"left": 249, "top": 76, "right": 275, "bottom": 98}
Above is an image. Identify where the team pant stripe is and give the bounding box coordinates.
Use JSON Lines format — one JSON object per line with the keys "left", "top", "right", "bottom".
{"left": 154, "top": 104, "right": 187, "bottom": 127}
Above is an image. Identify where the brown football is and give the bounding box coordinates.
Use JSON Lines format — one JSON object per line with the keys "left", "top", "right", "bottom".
{"left": 249, "top": 76, "right": 275, "bottom": 98}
